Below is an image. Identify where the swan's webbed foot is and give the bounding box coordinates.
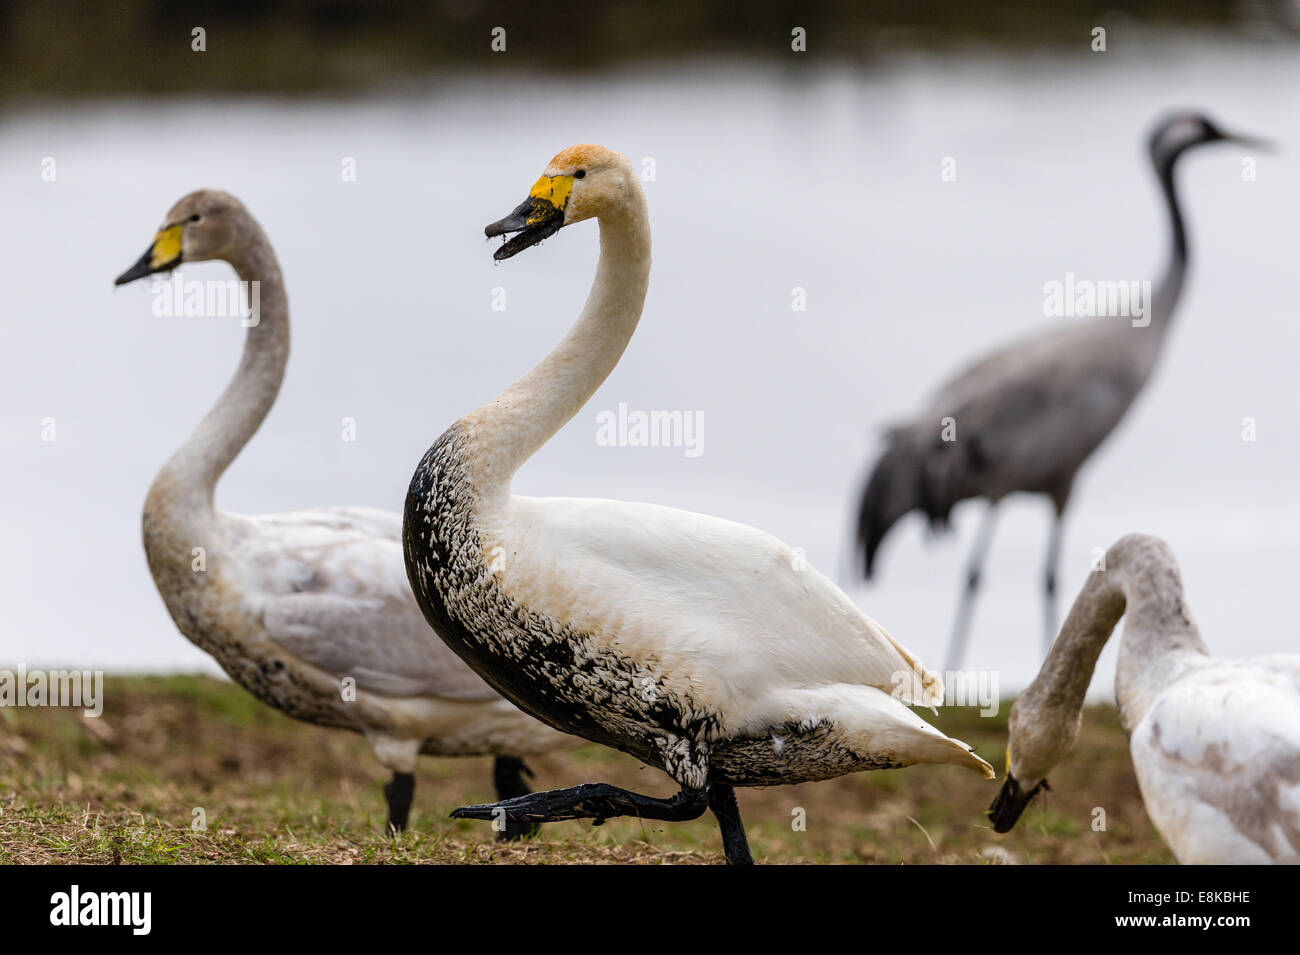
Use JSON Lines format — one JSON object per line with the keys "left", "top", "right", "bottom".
{"left": 452, "top": 780, "right": 754, "bottom": 864}
{"left": 452, "top": 781, "right": 709, "bottom": 830}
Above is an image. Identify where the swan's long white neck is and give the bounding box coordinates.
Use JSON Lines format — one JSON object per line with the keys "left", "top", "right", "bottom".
{"left": 1021, "top": 536, "right": 1208, "bottom": 736}
{"left": 465, "top": 184, "right": 651, "bottom": 501}
{"left": 145, "top": 226, "right": 289, "bottom": 535}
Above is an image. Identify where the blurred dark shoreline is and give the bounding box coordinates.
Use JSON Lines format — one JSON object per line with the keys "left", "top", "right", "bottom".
{"left": 3, "top": 0, "right": 1297, "bottom": 105}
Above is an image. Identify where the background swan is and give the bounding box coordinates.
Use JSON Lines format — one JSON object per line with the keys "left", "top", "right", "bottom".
{"left": 990, "top": 533, "right": 1300, "bottom": 863}
{"left": 114, "top": 189, "right": 572, "bottom": 836}
{"left": 404, "top": 145, "right": 994, "bottom": 865}
{"left": 854, "top": 112, "right": 1270, "bottom": 672}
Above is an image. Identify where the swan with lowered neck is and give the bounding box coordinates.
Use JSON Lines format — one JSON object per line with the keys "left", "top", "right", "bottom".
{"left": 114, "top": 189, "right": 573, "bottom": 836}
{"left": 990, "top": 533, "right": 1300, "bottom": 863}
{"left": 403, "top": 145, "right": 995, "bottom": 865}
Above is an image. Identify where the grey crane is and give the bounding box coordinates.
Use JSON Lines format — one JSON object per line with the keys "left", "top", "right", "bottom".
{"left": 855, "top": 111, "right": 1268, "bottom": 672}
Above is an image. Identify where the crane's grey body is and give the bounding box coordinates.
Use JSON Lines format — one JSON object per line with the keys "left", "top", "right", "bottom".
{"left": 855, "top": 112, "right": 1265, "bottom": 670}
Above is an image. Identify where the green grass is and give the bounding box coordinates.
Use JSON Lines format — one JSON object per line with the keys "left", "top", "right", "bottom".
{"left": 0, "top": 675, "right": 1174, "bottom": 864}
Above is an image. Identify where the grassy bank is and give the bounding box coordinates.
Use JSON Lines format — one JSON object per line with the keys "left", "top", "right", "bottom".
{"left": 0, "top": 675, "right": 1171, "bottom": 864}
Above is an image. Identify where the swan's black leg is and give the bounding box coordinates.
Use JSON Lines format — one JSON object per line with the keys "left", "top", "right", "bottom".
{"left": 383, "top": 771, "right": 415, "bottom": 833}
{"left": 706, "top": 783, "right": 754, "bottom": 865}
{"left": 492, "top": 756, "right": 540, "bottom": 842}
{"left": 452, "top": 781, "right": 709, "bottom": 828}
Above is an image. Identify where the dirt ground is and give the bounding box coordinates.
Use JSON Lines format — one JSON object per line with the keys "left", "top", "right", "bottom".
{"left": 0, "top": 674, "right": 1172, "bottom": 864}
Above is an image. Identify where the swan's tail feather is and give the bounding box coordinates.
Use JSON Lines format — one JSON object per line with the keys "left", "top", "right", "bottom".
{"left": 947, "top": 738, "right": 996, "bottom": 778}
{"left": 814, "top": 685, "right": 997, "bottom": 779}
{"left": 903, "top": 722, "right": 996, "bottom": 778}
{"left": 864, "top": 613, "right": 945, "bottom": 709}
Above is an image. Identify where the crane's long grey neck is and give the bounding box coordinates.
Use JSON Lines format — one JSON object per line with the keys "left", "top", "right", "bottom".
{"left": 1022, "top": 538, "right": 1207, "bottom": 735}
{"left": 467, "top": 191, "right": 651, "bottom": 498}
{"left": 1147, "top": 150, "right": 1189, "bottom": 337}
{"left": 149, "top": 227, "right": 289, "bottom": 523}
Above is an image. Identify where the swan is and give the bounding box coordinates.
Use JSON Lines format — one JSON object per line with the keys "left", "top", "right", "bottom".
{"left": 114, "top": 189, "right": 573, "bottom": 837}
{"left": 989, "top": 533, "right": 1300, "bottom": 863}
{"left": 403, "top": 145, "right": 995, "bottom": 865}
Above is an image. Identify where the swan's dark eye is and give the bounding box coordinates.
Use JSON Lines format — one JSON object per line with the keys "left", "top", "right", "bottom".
{"left": 189, "top": 214, "right": 201, "bottom": 222}
{"left": 574, "top": 169, "right": 586, "bottom": 179}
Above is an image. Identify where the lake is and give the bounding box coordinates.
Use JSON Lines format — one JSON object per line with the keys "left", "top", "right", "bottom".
{"left": 3, "top": 33, "right": 1297, "bottom": 701}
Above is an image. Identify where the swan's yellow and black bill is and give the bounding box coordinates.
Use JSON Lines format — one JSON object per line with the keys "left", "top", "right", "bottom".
{"left": 987, "top": 773, "right": 1048, "bottom": 833}
{"left": 485, "top": 174, "right": 573, "bottom": 261}
{"left": 115, "top": 225, "right": 184, "bottom": 286}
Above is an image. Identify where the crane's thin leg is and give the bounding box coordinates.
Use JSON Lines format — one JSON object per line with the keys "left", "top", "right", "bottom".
{"left": 1042, "top": 511, "right": 1064, "bottom": 658}
{"left": 383, "top": 771, "right": 415, "bottom": 833}
{"left": 492, "top": 756, "right": 540, "bottom": 842}
{"left": 943, "top": 503, "right": 999, "bottom": 673}
{"left": 453, "top": 782, "right": 709, "bottom": 828}
{"left": 707, "top": 783, "right": 754, "bottom": 865}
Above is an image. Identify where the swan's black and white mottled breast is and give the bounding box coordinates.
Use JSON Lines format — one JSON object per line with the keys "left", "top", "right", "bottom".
{"left": 403, "top": 424, "right": 728, "bottom": 787}
{"left": 401, "top": 425, "right": 929, "bottom": 790}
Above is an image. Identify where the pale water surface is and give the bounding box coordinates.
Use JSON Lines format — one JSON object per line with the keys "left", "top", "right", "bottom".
{"left": 2, "top": 35, "right": 1298, "bottom": 702}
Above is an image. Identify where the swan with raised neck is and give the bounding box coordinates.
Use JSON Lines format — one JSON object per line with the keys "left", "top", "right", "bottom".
{"left": 115, "top": 189, "right": 572, "bottom": 835}
{"left": 403, "top": 145, "right": 995, "bottom": 864}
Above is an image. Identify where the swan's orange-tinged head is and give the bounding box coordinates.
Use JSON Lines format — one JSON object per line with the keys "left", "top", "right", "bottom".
{"left": 485, "top": 144, "right": 632, "bottom": 260}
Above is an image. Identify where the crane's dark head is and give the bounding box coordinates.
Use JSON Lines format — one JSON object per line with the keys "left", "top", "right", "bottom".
{"left": 1148, "top": 111, "right": 1273, "bottom": 168}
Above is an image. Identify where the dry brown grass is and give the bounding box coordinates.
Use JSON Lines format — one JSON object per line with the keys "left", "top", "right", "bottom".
{"left": 0, "top": 675, "right": 1173, "bottom": 864}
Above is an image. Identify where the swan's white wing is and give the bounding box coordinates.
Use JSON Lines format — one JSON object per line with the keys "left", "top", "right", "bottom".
{"left": 1130, "top": 663, "right": 1300, "bottom": 864}
{"left": 500, "top": 496, "right": 943, "bottom": 728}
{"left": 234, "top": 507, "right": 498, "bottom": 702}
{"left": 262, "top": 591, "right": 497, "bottom": 701}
